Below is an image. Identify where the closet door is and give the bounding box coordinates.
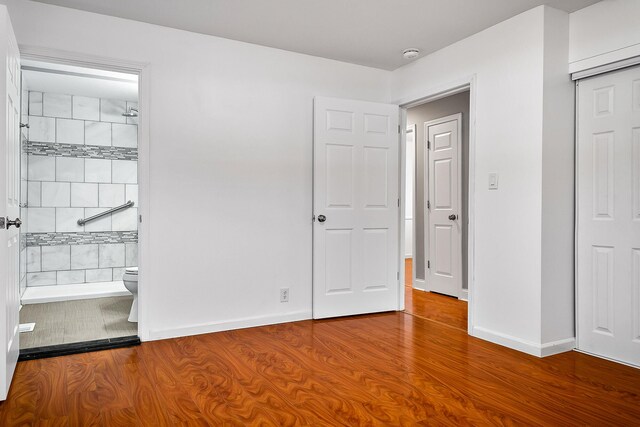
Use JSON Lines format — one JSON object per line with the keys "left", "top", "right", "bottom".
{"left": 576, "top": 65, "right": 640, "bottom": 367}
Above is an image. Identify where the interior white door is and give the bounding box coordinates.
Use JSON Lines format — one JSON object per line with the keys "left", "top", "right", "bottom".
{"left": 577, "top": 65, "right": 640, "bottom": 367}
{"left": 425, "top": 114, "right": 462, "bottom": 298}
{"left": 313, "top": 96, "right": 399, "bottom": 319}
{"left": 0, "top": 9, "right": 21, "bottom": 401}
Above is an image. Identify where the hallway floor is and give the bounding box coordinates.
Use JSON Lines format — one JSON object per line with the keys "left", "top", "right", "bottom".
{"left": 404, "top": 258, "right": 468, "bottom": 330}
{"left": 19, "top": 296, "right": 137, "bottom": 349}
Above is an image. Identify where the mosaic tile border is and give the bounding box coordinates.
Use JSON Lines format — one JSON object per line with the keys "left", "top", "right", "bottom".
{"left": 26, "top": 141, "right": 138, "bottom": 161}
{"left": 26, "top": 231, "right": 138, "bottom": 247}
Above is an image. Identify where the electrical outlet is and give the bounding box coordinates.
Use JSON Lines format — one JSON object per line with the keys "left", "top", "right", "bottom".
{"left": 280, "top": 288, "right": 289, "bottom": 303}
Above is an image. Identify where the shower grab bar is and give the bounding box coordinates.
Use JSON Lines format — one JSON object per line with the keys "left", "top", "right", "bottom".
{"left": 77, "top": 200, "right": 135, "bottom": 225}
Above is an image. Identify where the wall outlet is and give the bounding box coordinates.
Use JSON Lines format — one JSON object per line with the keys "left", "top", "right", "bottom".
{"left": 280, "top": 288, "right": 289, "bottom": 303}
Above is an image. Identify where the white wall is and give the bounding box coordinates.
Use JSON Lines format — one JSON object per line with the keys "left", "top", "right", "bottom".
{"left": 1, "top": 0, "right": 391, "bottom": 340}
{"left": 569, "top": 0, "right": 640, "bottom": 73}
{"left": 392, "top": 6, "right": 575, "bottom": 356}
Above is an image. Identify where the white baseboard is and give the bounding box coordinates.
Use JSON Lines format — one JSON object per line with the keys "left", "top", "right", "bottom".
{"left": 413, "top": 278, "right": 426, "bottom": 291}
{"left": 21, "top": 281, "right": 131, "bottom": 304}
{"left": 472, "top": 326, "right": 575, "bottom": 357}
{"left": 459, "top": 289, "right": 469, "bottom": 301}
{"left": 146, "top": 310, "right": 312, "bottom": 341}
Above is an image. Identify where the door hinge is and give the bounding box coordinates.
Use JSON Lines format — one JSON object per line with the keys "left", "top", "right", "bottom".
{"left": 427, "top": 260, "right": 431, "bottom": 269}
{"left": 398, "top": 125, "right": 401, "bottom": 134}
{"left": 397, "top": 271, "right": 399, "bottom": 280}
{"left": 139, "top": 215, "right": 142, "bottom": 223}
{"left": 427, "top": 200, "right": 430, "bottom": 209}
{"left": 398, "top": 198, "right": 400, "bottom": 207}
{"left": 427, "top": 140, "right": 431, "bottom": 150}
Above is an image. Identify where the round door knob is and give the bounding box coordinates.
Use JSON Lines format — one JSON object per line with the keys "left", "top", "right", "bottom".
{"left": 448, "top": 214, "right": 457, "bottom": 221}
{"left": 7, "top": 217, "right": 22, "bottom": 229}
{"left": 317, "top": 215, "right": 326, "bottom": 223}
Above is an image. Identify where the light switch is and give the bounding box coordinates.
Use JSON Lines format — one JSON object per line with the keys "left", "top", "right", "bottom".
{"left": 489, "top": 173, "right": 499, "bottom": 190}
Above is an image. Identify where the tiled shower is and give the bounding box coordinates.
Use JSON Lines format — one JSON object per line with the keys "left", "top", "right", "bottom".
{"left": 23, "top": 91, "right": 139, "bottom": 289}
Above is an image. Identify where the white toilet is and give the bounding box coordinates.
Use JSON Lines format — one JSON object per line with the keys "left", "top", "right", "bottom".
{"left": 122, "top": 267, "right": 138, "bottom": 322}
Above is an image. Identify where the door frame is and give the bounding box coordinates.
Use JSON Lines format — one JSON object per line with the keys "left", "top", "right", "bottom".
{"left": 396, "top": 75, "right": 477, "bottom": 334}
{"left": 18, "top": 45, "right": 152, "bottom": 341}
{"left": 424, "top": 113, "right": 463, "bottom": 299}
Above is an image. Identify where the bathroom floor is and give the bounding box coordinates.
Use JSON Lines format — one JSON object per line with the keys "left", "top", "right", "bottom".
{"left": 19, "top": 296, "right": 138, "bottom": 350}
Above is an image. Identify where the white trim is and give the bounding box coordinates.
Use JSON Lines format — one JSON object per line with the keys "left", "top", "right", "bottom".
{"left": 459, "top": 289, "right": 468, "bottom": 301}
{"left": 413, "top": 278, "right": 426, "bottom": 291}
{"left": 571, "top": 54, "right": 640, "bottom": 81}
{"left": 18, "top": 46, "right": 151, "bottom": 341}
{"left": 21, "top": 281, "right": 131, "bottom": 304}
{"left": 569, "top": 44, "right": 640, "bottom": 75}
{"left": 397, "top": 74, "right": 476, "bottom": 336}
{"left": 472, "top": 326, "right": 575, "bottom": 357}
{"left": 148, "top": 310, "right": 312, "bottom": 341}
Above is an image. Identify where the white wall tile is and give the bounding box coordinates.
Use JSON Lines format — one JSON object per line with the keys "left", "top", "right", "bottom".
{"left": 57, "top": 270, "right": 85, "bottom": 285}
{"left": 41, "top": 245, "right": 71, "bottom": 271}
{"left": 85, "top": 121, "right": 111, "bottom": 146}
{"left": 85, "top": 268, "right": 112, "bottom": 283}
{"left": 27, "top": 208, "right": 55, "bottom": 232}
{"left": 41, "top": 182, "right": 70, "bottom": 207}
{"left": 83, "top": 208, "right": 111, "bottom": 232}
{"left": 56, "top": 157, "right": 85, "bottom": 182}
{"left": 26, "top": 247, "right": 41, "bottom": 273}
{"left": 112, "top": 123, "right": 137, "bottom": 148}
{"left": 98, "top": 183, "right": 125, "bottom": 207}
{"left": 85, "top": 159, "right": 111, "bottom": 183}
{"left": 43, "top": 93, "right": 72, "bottom": 118}
{"left": 112, "top": 160, "right": 137, "bottom": 184}
{"left": 99, "top": 244, "right": 125, "bottom": 268}
{"left": 71, "top": 244, "right": 99, "bottom": 270}
{"left": 72, "top": 96, "right": 99, "bottom": 121}
{"left": 28, "top": 116, "right": 55, "bottom": 143}
{"left": 29, "top": 92, "right": 43, "bottom": 116}
{"left": 28, "top": 181, "right": 41, "bottom": 207}
{"left": 126, "top": 102, "right": 138, "bottom": 125}
{"left": 113, "top": 267, "right": 126, "bottom": 280}
{"left": 28, "top": 155, "right": 55, "bottom": 181}
{"left": 113, "top": 208, "right": 137, "bottom": 231}
{"left": 56, "top": 118, "right": 84, "bottom": 144}
{"left": 27, "top": 271, "right": 57, "bottom": 286}
{"left": 125, "top": 243, "right": 138, "bottom": 267}
{"left": 100, "top": 99, "right": 126, "bottom": 123}
{"left": 71, "top": 183, "right": 98, "bottom": 207}
{"left": 55, "top": 207, "right": 85, "bottom": 232}
{"left": 125, "top": 184, "right": 138, "bottom": 206}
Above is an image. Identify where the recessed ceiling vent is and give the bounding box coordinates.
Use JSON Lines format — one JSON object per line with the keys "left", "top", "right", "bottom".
{"left": 402, "top": 48, "right": 420, "bottom": 60}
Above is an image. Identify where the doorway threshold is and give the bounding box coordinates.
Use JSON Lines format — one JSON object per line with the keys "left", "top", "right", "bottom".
{"left": 18, "top": 335, "right": 140, "bottom": 361}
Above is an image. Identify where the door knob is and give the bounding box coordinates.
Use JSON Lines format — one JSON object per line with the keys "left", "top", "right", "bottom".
{"left": 448, "top": 214, "right": 457, "bottom": 221}
{"left": 6, "top": 217, "right": 22, "bottom": 229}
{"left": 317, "top": 215, "right": 326, "bottom": 223}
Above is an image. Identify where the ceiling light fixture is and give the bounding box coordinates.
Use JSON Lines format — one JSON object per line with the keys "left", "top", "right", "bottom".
{"left": 403, "top": 48, "right": 420, "bottom": 59}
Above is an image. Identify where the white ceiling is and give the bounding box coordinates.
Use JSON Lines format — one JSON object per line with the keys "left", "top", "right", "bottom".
{"left": 32, "top": 0, "right": 600, "bottom": 70}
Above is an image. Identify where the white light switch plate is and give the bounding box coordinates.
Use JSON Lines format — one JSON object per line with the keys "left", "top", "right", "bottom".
{"left": 489, "top": 173, "right": 499, "bottom": 189}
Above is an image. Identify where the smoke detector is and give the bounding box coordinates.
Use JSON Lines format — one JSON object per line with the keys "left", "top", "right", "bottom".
{"left": 403, "top": 48, "right": 420, "bottom": 59}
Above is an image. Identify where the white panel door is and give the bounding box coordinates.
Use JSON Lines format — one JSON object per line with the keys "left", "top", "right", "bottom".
{"left": 0, "top": 10, "right": 21, "bottom": 401}
{"left": 577, "top": 65, "right": 640, "bottom": 367}
{"left": 425, "top": 114, "right": 462, "bottom": 298}
{"left": 313, "top": 96, "right": 399, "bottom": 319}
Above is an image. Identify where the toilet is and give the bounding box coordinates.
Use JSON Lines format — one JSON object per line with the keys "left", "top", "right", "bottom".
{"left": 122, "top": 267, "right": 138, "bottom": 322}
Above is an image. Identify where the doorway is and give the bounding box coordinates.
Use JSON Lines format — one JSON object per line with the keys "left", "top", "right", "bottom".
{"left": 17, "top": 60, "right": 141, "bottom": 358}
{"left": 403, "top": 90, "right": 470, "bottom": 329}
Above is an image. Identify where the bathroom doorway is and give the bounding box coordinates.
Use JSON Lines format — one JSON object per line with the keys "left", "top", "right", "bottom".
{"left": 17, "top": 60, "right": 142, "bottom": 358}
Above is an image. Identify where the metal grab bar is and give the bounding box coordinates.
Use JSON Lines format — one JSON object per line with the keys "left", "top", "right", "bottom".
{"left": 77, "top": 201, "right": 135, "bottom": 226}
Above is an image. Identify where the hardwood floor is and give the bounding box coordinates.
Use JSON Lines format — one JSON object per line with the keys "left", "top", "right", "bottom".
{"left": 1, "top": 310, "right": 640, "bottom": 425}
{"left": 404, "top": 258, "right": 468, "bottom": 330}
